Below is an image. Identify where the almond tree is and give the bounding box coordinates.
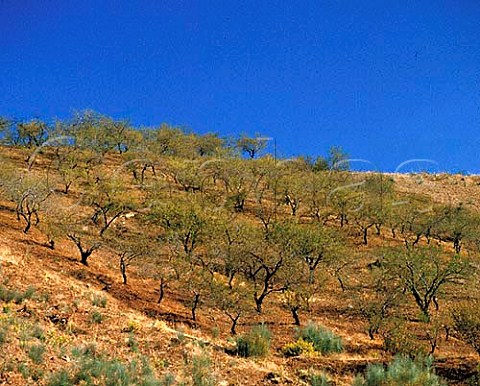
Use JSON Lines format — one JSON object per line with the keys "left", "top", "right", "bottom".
{"left": 216, "top": 159, "right": 253, "bottom": 212}
{"left": 385, "top": 246, "right": 469, "bottom": 321}
{"left": 272, "top": 220, "right": 343, "bottom": 324}
{"left": 0, "top": 170, "right": 51, "bottom": 233}
{"left": 236, "top": 134, "right": 267, "bottom": 159}
{"left": 351, "top": 174, "right": 395, "bottom": 245}
{"left": 209, "top": 277, "right": 252, "bottom": 334}
{"left": 86, "top": 173, "right": 134, "bottom": 236}
{"left": 240, "top": 224, "right": 288, "bottom": 313}
{"left": 432, "top": 204, "right": 477, "bottom": 254}
{"left": 43, "top": 194, "right": 101, "bottom": 265}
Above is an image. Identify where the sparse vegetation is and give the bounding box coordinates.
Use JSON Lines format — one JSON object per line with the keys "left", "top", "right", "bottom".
{"left": 297, "top": 323, "right": 343, "bottom": 355}
{"left": 191, "top": 351, "right": 216, "bottom": 386}
{"left": 27, "top": 343, "right": 46, "bottom": 364}
{"left": 90, "top": 310, "right": 104, "bottom": 324}
{"left": 310, "top": 372, "right": 333, "bottom": 386}
{"left": 92, "top": 293, "right": 107, "bottom": 308}
{"left": 236, "top": 324, "right": 272, "bottom": 358}
{"left": 0, "top": 113, "right": 478, "bottom": 384}
{"left": 0, "top": 284, "right": 36, "bottom": 304}
{"left": 282, "top": 338, "right": 316, "bottom": 357}
{"left": 352, "top": 356, "right": 445, "bottom": 386}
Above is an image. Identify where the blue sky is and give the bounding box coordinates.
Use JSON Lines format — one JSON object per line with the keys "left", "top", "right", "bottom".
{"left": 1, "top": 1, "right": 479, "bottom": 172}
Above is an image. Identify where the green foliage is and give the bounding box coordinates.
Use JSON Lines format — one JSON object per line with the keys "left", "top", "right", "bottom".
{"left": 31, "top": 324, "right": 46, "bottom": 342}
{"left": 28, "top": 343, "right": 46, "bottom": 364}
{"left": 383, "top": 246, "right": 469, "bottom": 320}
{"left": 297, "top": 323, "right": 343, "bottom": 355}
{"left": 92, "top": 294, "right": 108, "bottom": 308}
{"left": 90, "top": 311, "right": 104, "bottom": 324}
{"left": 191, "top": 352, "right": 216, "bottom": 386}
{"left": 0, "top": 284, "right": 36, "bottom": 304}
{"left": 352, "top": 356, "right": 445, "bottom": 386}
{"left": 48, "top": 347, "right": 164, "bottom": 386}
{"left": 310, "top": 372, "right": 332, "bottom": 386}
{"left": 381, "top": 319, "right": 427, "bottom": 356}
{"left": 327, "top": 146, "right": 349, "bottom": 171}
{"left": 236, "top": 324, "right": 272, "bottom": 358}
{"left": 127, "top": 333, "right": 139, "bottom": 352}
{"left": 236, "top": 134, "right": 267, "bottom": 159}
{"left": 47, "top": 370, "right": 72, "bottom": 386}
{"left": 0, "top": 324, "right": 8, "bottom": 346}
{"left": 282, "top": 338, "right": 316, "bottom": 357}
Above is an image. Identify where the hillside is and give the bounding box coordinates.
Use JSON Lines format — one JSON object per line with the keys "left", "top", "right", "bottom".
{"left": 1, "top": 117, "right": 480, "bottom": 385}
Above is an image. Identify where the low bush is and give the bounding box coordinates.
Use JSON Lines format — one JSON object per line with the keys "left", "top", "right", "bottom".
{"left": 236, "top": 324, "right": 272, "bottom": 358}
{"left": 92, "top": 294, "right": 108, "bottom": 308}
{"left": 282, "top": 338, "right": 315, "bottom": 357}
{"left": 28, "top": 343, "right": 46, "bottom": 364}
{"left": 0, "top": 285, "right": 35, "bottom": 304}
{"left": 352, "top": 355, "right": 445, "bottom": 386}
{"left": 298, "top": 323, "right": 343, "bottom": 355}
{"left": 310, "top": 372, "right": 332, "bottom": 386}
{"left": 90, "top": 311, "right": 104, "bottom": 324}
{"left": 48, "top": 349, "right": 165, "bottom": 386}
{"left": 0, "top": 325, "right": 8, "bottom": 346}
{"left": 381, "top": 319, "right": 427, "bottom": 357}
{"left": 191, "top": 352, "right": 216, "bottom": 386}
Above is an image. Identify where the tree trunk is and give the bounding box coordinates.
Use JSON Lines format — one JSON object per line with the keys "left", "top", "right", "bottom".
{"left": 254, "top": 293, "right": 265, "bottom": 313}
{"left": 80, "top": 251, "right": 91, "bottom": 266}
{"left": 363, "top": 227, "right": 368, "bottom": 245}
{"left": 229, "top": 314, "right": 240, "bottom": 335}
{"left": 157, "top": 278, "right": 166, "bottom": 304}
{"left": 120, "top": 258, "right": 127, "bottom": 285}
{"left": 191, "top": 293, "right": 200, "bottom": 322}
{"left": 291, "top": 307, "right": 300, "bottom": 326}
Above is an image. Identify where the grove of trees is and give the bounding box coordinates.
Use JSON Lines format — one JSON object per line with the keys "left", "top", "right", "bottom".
{"left": 1, "top": 111, "right": 479, "bottom": 358}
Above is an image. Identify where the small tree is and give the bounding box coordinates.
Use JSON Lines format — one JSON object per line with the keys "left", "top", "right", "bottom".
{"left": 45, "top": 199, "right": 101, "bottom": 265}
{"left": 155, "top": 199, "right": 208, "bottom": 263}
{"left": 272, "top": 221, "right": 341, "bottom": 324}
{"left": 236, "top": 135, "right": 267, "bottom": 159}
{"left": 0, "top": 171, "right": 51, "bottom": 233}
{"left": 385, "top": 246, "right": 469, "bottom": 321}
{"left": 110, "top": 232, "right": 151, "bottom": 285}
{"left": 209, "top": 277, "right": 252, "bottom": 334}
{"left": 241, "top": 225, "right": 288, "bottom": 313}
{"left": 67, "top": 233, "right": 101, "bottom": 266}
{"left": 327, "top": 146, "right": 349, "bottom": 171}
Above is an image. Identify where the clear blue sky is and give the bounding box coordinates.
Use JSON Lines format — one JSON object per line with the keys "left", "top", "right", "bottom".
{"left": 1, "top": 1, "right": 479, "bottom": 172}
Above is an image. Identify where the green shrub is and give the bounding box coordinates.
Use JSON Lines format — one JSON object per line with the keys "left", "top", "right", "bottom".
{"left": 381, "top": 319, "right": 427, "bottom": 356}
{"left": 90, "top": 311, "right": 104, "bottom": 324}
{"left": 353, "top": 356, "right": 446, "bottom": 386}
{"left": 50, "top": 348, "right": 164, "bottom": 386}
{"left": 310, "top": 372, "right": 332, "bottom": 386}
{"left": 236, "top": 324, "right": 272, "bottom": 358}
{"left": 127, "top": 333, "right": 139, "bottom": 352}
{"left": 159, "top": 373, "right": 175, "bottom": 386}
{"left": 0, "top": 325, "right": 8, "bottom": 346}
{"left": 298, "top": 323, "right": 343, "bottom": 355}
{"left": 32, "top": 324, "right": 45, "bottom": 342}
{"left": 28, "top": 343, "right": 46, "bottom": 364}
{"left": 0, "top": 285, "right": 36, "bottom": 304}
{"left": 18, "top": 362, "right": 31, "bottom": 379}
{"left": 92, "top": 294, "right": 108, "bottom": 308}
{"left": 191, "top": 352, "right": 216, "bottom": 386}
{"left": 47, "top": 370, "right": 73, "bottom": 386}
{"left": 282, "top": 338, "right": 315, "bottom": 357}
